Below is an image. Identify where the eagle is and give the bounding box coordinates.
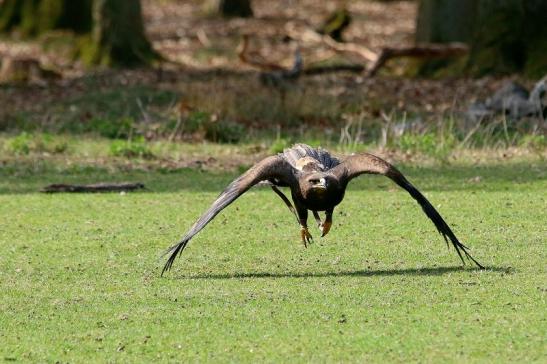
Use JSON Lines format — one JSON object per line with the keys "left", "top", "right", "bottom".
{"left": 162, "top": 144, "right": 483, "bottom": 275}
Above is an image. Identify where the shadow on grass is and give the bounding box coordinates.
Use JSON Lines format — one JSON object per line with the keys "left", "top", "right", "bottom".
{"left": 0, "top": 159, "right": 544, "bottom": 194}
{"left": 173, "top": 266, "right": 507, "bottom": 280}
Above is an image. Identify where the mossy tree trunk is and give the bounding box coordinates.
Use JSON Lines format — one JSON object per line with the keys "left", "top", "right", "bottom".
{"left": 416, "top": 0, "right": 476, "bottom": 44}
{"left": 416, "top": 0, "right": 547, "bottom": 77}
{"left": 0, "top": 0, "right": 158, "bottom": 67}
{"left": 0, "top": 0, "right": 92, "bottom": 35}
{"left": 467, "top": 0, "right": 547, "bottom": 77}
{"left": 81, "top": 0, "right": 159, "bottom": 67}
{"left": 218, "top": 0, "right": 253, "bottom": 17}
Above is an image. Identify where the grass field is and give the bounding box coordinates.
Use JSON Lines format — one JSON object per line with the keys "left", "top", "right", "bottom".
{"left": 0, "top": 150, "right": 546, "bottom": 362}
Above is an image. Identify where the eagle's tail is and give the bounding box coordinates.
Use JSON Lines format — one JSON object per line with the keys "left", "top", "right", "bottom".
{"left": 386, "top": 168, "right": 484, "bottom": 269}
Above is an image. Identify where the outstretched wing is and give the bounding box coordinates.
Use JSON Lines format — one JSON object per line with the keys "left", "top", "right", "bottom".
{"left": 162, "top": 156, "right": 297, "bottom": 275}
{"left": 330, "top": 153, "right": 484, "bottom": 269}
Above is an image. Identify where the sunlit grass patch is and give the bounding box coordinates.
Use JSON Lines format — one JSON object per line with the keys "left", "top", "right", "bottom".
{"left": 0, "top": 147, "right": 545, "bottom": 362}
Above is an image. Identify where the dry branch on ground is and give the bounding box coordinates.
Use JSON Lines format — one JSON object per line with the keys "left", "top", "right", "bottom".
{"left": 41, "top": 182, "right": 145, "bottom": 193}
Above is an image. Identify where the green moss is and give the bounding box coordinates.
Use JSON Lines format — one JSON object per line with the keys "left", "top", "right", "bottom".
{"left": 36, "top": 0, "right": 63, "bottom": 33}
{"left": 524, "top": 39, "right": 547, "bottom": 78}
{"left": 318, "top": 8, "right": 351, "bottom": 41}
{"left": 0, "top": 0, "right": 92, "bottom": 36}
{"left": 76, "top": 34, "right": 101, "bottom": 65}
{"left": 0, "top": 0, "right": 22, "bottom": 32}
{"left": 18, "top": 0, "right": 37, "bottom": 35}
{"left": 83, "top": 0, "right": 160, "bottom": 68}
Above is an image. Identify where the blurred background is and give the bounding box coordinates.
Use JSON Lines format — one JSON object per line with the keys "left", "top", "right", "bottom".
{"left": 0, "top": 0, "right": 545, "bottom": 165}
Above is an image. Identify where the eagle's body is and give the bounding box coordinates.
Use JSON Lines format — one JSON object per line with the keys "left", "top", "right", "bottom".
{"left": 161, "top": 144, "right": 483, "bottom": 274}
{"left": 280, "top": 145, "right": 345, "bottom": 212}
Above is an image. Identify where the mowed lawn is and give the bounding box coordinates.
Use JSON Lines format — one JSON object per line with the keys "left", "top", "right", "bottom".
{"left": 0, "top": 159, "right": 545, "bottom": 362}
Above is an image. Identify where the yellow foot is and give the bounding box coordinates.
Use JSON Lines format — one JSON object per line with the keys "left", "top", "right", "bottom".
{"left": 300, "top": 226, "right": 313, "bottom": 248}
{"left": 321, "top": 221, "right": 332, "bottom": 237}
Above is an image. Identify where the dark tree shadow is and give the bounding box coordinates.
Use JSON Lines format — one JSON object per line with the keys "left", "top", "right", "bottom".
{"left": 171, "top": 265, "right": 508, "bottom": 280}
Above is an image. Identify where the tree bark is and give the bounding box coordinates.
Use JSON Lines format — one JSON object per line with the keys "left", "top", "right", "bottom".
{"left": 81, "top": 0, "right": 159, "bottom": 67}
{"left": 416, "top": 0, "right": 547, "bottom": 77}
{"left": 415, "top": 0, "right": 476, "bottom": 43}
{"left": 218, "top": 0, "right": 253, "bottom": 18}
{"left": 0, "top": 0, "right": 92, "bottom": 35}
{"left": 467, "top": 0, "right": 547, "bottom": 77}
{"left": 0, "top": 0, "right": 158, "bottom": 67}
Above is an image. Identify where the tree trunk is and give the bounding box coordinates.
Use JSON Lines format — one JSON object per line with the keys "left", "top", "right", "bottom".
{"left": 81, "top": 0, "right": 159, "bottom": 67}
{"left": 416, "top": 0, "right": 547, "bottom": 77}
{"left": 0, "top": 0, "right": 158, "bottom": 68}
{"left": 415, "top": 0, "right": 476, "bottom": 43}
{"left": 467, "top": 0, "right": 547, "bottom": 77}
{"left": 218, "top": 0, "right": 253, "bottom": 17}
{"left": 0, "top": 0, "right": 92, "bottom": 35}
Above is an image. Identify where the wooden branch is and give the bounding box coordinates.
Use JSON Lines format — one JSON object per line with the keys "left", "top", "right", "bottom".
{"left": 237, "top": 34, "right": 285, "bottom": 71}
{"left": 320, "top": 34, "right": 378, "bottom": 63}
{"left": 239, "top": 26, "right": 467, "bottom": 79}
{"left": 366, "top": 43, "right": 469, "bottom": 76}
{"left": 284, "top": 23, "right": 378, "bottom": 63}
{"left": 284, "top": 22, "right": 469, "bottom": 77}
{"left": 41, "top": 182, "right": 145, "bottom": 193}
{"left": 238, "top": 33, "right": 364, "bottom": 78}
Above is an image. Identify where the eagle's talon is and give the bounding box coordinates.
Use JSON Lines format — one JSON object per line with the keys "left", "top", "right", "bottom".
{"left": 300, "top": 226, "right": 313, "bottom": 247}
{"left": 321, "top": 221, "right": 332, "bottom": 237}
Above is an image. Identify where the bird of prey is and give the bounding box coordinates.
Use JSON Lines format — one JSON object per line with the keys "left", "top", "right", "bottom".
{"left": 162, "top": 144, "right": 483, "bottom": 274}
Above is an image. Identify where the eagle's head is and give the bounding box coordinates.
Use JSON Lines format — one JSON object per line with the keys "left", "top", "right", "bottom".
{"left": 307, "top": 175, "right": 327, "bottom": 192}
{"left": 300, "top": 173, "right": 340, "bottom": 200}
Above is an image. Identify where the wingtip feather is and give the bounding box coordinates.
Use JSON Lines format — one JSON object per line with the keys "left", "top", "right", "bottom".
{"left": 441, "top": 230, "right": 485, "bottom": 269}
{"left": 393, "top": 175, "right": 484, "bottom": 270}
{"left": 160, "top": 239, "right": 190, "bottom": 276}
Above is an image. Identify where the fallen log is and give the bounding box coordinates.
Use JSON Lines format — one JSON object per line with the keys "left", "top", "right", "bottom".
{"left": 41, "top": 182, "right": 145, "bottom": 193}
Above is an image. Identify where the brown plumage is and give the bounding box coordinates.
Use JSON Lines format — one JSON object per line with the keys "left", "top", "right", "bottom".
{"left": 161, "top": 144, "right": 483, "bottom": 275}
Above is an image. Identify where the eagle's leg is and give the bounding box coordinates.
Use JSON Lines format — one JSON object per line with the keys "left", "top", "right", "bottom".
{"left": 312, "top": 210, "right": 322, "bottom": 228}
{"left": 321, "top": 209, "right": 333, "bottom": 237}
{"left": 295, "top": 205, "right": 313, "bottom": 248}
{"left": 271, "top": 185, "right": 299, "bottom": 223}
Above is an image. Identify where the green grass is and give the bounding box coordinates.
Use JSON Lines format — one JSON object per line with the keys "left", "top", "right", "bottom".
{"left": 0, "top": 152, "right": 546, "bottom": 362}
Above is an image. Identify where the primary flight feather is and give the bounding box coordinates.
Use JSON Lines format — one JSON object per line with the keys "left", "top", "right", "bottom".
{"left": 162, "top": 144, "right": 483, "bottom": 275}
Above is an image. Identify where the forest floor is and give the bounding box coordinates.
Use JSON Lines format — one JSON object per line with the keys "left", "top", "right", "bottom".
{"left": 0, "top": 0, "right": 544, "bottom": 151}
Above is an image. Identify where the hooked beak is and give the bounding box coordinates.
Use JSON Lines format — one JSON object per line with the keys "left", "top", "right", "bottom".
{"left": 315, "top": 177, "right": 327, "bottom": 190}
